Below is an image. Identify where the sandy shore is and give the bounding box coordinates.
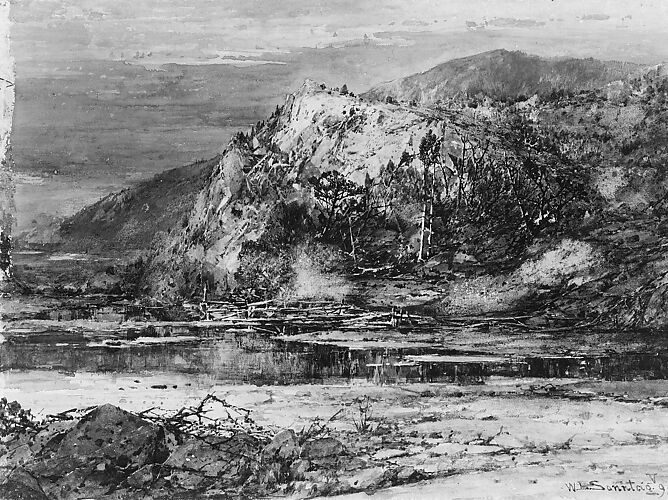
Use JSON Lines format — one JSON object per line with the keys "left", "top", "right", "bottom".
{"left": 2, "top": 369, "right": 667, "bottom": 498}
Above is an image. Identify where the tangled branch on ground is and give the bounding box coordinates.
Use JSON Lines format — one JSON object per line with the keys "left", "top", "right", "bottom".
{"left": 135, "top": 394, "right": 274, "bottom": 447}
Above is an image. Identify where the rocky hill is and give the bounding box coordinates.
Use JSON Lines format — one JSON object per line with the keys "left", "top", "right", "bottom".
{"left": 143, "top": 79, "right": 445, "bottom": 298}
{"left": 54, "top": 51, "right": 668, "bottom": 330}
{"left": 57, "top": 157, "right": 217, "bottom": 252}
{"left": 363, "top": 49, "right": 642, "bottom": 105}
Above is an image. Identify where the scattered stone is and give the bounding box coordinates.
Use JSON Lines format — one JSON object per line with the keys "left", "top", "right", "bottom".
{"left": 372, "top": 448, "right": 407, "bottom": 461}
{"left": 291, "top": 480, "right": 319, "bottom": 498}
{"left": 262, "top": 429, "right": 300, "bottom": 461}
{"left": 0, "top": 467, "right": 49, "bottom": 500}
{"left": 302, "top": 437, "right": 344, "bottom": 459}
{"left": 126, "top": 464, "right": 158, "bottom": 489}
{"left": 344, "top": 466, "right": 391, "bottom": 491}
{"left": 289, "top": 459, "right": 311, "bottom": 480}
{"left": 25, "top": 404, "right": 169, "bottom": 498}
{"left": 490, "top": 433, "right": 526, "bottom": 449}
{"left": 165, "top": 436, "right": 254, "bottom": 482}
{"left": 0, "top": 443, "right": 34, "bottom": 468}
{"left": 166, "top": 469, "right": 212, "bottom": 491}
{"left": 429, "top": 442, "right": 502, "bottom": 456}
{"left": 396, "top": 466, "right": 416, "bottom": 481}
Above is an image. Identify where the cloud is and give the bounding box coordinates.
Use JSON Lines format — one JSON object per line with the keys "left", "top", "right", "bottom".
{"left": 318, "top": 33, "right": 414, "bottom": 50}
{"left": 214, "top": 49, "right": 291, "bottom": 58}
{"left": 128, "top": 55, "right": 288, "bottom": 70}
{"left": 121, "top": 46, "right": 293, "bottom": 68}
{"left": 401, "top": 19, "right": 430, "bottom": 27}
{"left": 581, "top": 14, "right": 611, "bottom": 21}
{"left": 488, "top": 17, "right": 545, "bottom": 29}
{"left": 466, "top": 17, "right": 545, "bottom": 31}
{"left": 10, "top": 0, "right": 668, "bottom": 76}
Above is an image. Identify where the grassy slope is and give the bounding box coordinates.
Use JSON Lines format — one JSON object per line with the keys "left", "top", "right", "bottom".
{"left": 58, "top": 157, "right": 218, "bottom": 253}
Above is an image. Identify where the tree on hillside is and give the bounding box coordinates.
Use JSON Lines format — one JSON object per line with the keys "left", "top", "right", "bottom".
{"left": 417, "top": 129, "right": 443, "bottom": 261}
{"left": 309, "top": 171, "right": 375, "bottom": 251}
{"left": 433, "top": 108, "right": 600, "bottom": 259}
{"left": 499, "top": 111, "right": 595, "bottom": 235}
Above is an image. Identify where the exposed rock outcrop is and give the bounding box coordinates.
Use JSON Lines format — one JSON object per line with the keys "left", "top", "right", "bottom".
{"left": 144, "top": 80, "right": 456, "bottom": 299}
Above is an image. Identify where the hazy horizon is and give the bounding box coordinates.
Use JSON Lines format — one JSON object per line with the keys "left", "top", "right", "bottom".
{"left": 10, "top": 0, "right": 668, "bottom": 232}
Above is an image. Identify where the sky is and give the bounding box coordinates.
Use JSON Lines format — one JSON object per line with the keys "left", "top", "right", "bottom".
{"left": 10, "top": 0, "right": 668, "bottom": 68}
{"left": 9, "top": 0, "right": 668, "bottom": 231}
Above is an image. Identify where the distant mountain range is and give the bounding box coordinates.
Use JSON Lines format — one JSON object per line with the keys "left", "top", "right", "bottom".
{"left": 363, "top": 49, "right": 643, "bottom": 104}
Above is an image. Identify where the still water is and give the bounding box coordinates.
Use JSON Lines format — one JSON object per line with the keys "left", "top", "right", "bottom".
{"left": 1, "top": 325, "right": 667, "bottom": 385}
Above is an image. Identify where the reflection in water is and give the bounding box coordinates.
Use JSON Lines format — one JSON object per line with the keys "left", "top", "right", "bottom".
{"left": 1, "top": 327, "right": 667, "bottom": 385}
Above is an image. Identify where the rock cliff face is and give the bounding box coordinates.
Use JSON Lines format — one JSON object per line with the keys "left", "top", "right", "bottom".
{"left": 270, "top": 80, "right": 439, "bottom": 183}
{"left": 144, "top": 80, "right": 456, "bottom": 298}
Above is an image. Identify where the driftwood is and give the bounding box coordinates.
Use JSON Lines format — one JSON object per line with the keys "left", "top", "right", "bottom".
{"left": 198, "top": 298, "right": 436, "bottom": 335}
{"left": 1, "top": 401, "right": 100, "bottom": 439}
{"left": 136, "top": 394, "right": 273, "bottom": 448}
{"left": 46, "top": 405, "right": 98, "bottom": 422}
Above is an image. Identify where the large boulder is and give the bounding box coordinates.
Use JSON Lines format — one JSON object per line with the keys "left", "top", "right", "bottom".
{"left": 52, "top": 404, "right": 168, "bottom": 466}
{"left": 28, "top": 404, "right": 168, "bottom": 499}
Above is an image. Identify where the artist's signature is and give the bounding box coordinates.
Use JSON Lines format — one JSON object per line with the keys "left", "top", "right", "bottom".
{"left": 565, "top": 474, "right": 666, "bottom": 496}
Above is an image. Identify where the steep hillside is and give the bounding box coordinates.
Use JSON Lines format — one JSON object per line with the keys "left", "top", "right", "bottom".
{"left": 144, "top": 80, "right": 451, "bottom": 298}
{"left": 58, "top": 158, "right": 217, "bottom": 253}
{"left": 142, "top": 77, "right": 605, "bottom": 301}
{"left": 363, "top": 49, "right": 642, "bottom": 105}
{"left": 53, "top": 51, "right": 668, "bottom": 330}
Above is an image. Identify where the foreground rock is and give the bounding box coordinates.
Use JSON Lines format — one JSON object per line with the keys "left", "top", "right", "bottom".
{"left": 0, "top": 402, "right": 275, "bottom": 499}
{"left": 0, "top": 468, "right": 49, "bottom": 500}
{"left": 26, "top": 404, "right": 168, "bottom": 499}
{"left": 1, "top": 381, "right": 667, "bottom": 499}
